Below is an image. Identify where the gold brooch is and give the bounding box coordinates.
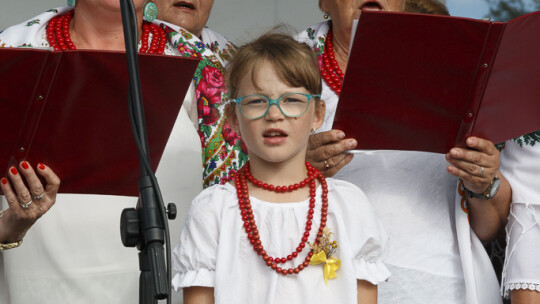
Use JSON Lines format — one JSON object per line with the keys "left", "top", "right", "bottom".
{"left": 309, "top": 227, "right": 340, "bottom": 284}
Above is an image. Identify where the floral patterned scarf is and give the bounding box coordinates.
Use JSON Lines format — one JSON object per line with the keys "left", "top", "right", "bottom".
{"left": 160, "top": 23, "right": 248, "bottom": 188}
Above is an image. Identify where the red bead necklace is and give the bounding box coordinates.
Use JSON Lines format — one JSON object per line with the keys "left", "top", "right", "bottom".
{"left": 235, "top": 161, "right": 329, "bottom": 276}
{"left": 46, "top": 10, "right": 166, "bottom": 54}
{"left": 320, "top": 30, "right": 345, "bottom": 96}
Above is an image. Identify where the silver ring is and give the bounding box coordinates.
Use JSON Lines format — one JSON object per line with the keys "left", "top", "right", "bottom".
{"left": 32, "top": 193, "right": 45, "bottom": 200}
{"left": 324, "top": 160, "right": 331, "bottom": 169}
{"left": 480, "top": 166, "right": 485, "bottom": 176}
{"left": 20, "top": 200, "right": 32, "bottom": 209}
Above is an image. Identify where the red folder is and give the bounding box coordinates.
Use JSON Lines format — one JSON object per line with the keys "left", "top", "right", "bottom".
{"left": 0, "top": 49, "right": 199, "bottom": 196}
{"left": 335, "top": 10, "right": 540, "bottom": 153}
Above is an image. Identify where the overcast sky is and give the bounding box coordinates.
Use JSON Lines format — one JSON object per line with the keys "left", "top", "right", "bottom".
{"left": 447, "top": 0, "right": 490, "bottom": 19}
{"left": 447, "top": 0, "right": 539, "bottom": 20}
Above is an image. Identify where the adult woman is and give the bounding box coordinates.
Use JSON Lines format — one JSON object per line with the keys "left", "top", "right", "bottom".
{"left": 154, "top": 0, "right": 247, "bottom": 188}
{"left": 0, "top": 1, "right": 205, "bottom": 303}
{"left": 297, "top": 0, "right": 511, "bottom": 303}
{"left": 499, "top": 132, "right": 540, "bottom": 302}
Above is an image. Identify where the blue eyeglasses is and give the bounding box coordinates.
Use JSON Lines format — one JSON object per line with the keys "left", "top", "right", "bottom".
{"left": 232, "top": 93, "right": 321, "bottom": 119}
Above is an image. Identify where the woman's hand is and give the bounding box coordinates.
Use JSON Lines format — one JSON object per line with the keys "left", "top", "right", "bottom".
{"left": 445, "top": 136, "right": 499, "bottom": 193}
{"left": 446, "top": 137, "right": 511, "bottom": 241}
{"left": 0, "top": 161, "right": 60, "bottom": 243}
{"left": 307, "top": 129, "right": 357, "bottom": 177}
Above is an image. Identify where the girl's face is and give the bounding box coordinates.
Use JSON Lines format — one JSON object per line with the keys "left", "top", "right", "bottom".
{"left": 228, "top": 61, "right": 325, "bottom": 167}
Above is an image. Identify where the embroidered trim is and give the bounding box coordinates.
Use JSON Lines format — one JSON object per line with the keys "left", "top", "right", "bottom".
{"left": 505, "top": 282, "right": 540, "bottom": 296}
{"left": 513, "top": 130, "right": 540, "bottom": 148}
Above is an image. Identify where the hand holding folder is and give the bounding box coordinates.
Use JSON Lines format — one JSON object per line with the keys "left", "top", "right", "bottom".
{"left": 0, "top": 49, "right": 198, "bottom": 196}
{"left": 334, "top": 10, "right": 540, "bottom": 153}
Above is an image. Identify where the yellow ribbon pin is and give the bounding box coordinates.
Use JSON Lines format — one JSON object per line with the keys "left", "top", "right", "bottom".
{"left": 309, "top": 251, "right": 341, "bottom": 285}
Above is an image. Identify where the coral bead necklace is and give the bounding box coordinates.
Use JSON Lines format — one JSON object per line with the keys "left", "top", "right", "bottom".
{"left": 234, "top": 161, "right": 329, "bottom": 276}
{"left": 320, "top": 30, "right": 345, "bottom": 96}
{"left": 46, "top": 10, "right": 166, "bottom": 54}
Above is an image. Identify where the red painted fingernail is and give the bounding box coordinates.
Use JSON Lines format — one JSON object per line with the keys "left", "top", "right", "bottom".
{"left": 10, "top": 167, "right": 18, "bottom": 175}
{"left": 21, "top": 161, "right": 29, "bottom": 170}
{"left": 38, "top": 163, "right": 46, "bottom": 170}
{"left": 1, "top": 178, "right": 7, "bottom": 185}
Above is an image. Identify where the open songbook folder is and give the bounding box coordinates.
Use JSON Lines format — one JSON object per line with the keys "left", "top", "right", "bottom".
{"left": 335, "top": 10, "right": 540, "bottom": 153}
{"left": 0, "top": 48, "right": 198, "bottom": 196}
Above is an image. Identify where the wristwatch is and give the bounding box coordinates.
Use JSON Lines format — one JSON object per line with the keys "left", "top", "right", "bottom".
{"left": 464, "top": 174, "right": 501, "bottom": 200}
{"left": 0, "top": 239, "right": 23, "bottom": 251}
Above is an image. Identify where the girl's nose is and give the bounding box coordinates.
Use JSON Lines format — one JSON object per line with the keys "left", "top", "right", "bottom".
{"left": 265, "top": 103, "right": 285, "bottom": 120}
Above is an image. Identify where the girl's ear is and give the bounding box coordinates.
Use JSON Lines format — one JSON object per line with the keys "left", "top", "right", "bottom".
{"left": 225, "top": 103, "right": 240, "bottom": 134}
{"left": 312, "top": 100, "right": 326, "bottom": 131}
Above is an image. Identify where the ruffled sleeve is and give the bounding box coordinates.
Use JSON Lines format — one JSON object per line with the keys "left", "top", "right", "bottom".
{"left": 171, "top": 187, "right": 224, "bottom": 290}
{"left": 352, "top": 237, "right": 391, "bottom": 285}
{"left": 330, "top": 179, "right": 391, "bottom": 285}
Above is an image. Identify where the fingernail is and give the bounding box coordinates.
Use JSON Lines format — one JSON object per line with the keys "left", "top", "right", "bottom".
{"left": 1, "top": 178, "right": 7, "bottom": 185}
{"left": 10, "top": 167, "right": 18, "bottom": 175}
{"left": 467, "top": 137, "right": 476, "bottom": 145}
{"left": 347, "top": 139, "right": 357, "bottom": 149}
{"left": 38, "top": 163, "right": 46, "bottom": 170}
{"left": 337, "top": 132, "right": 345, "bottom": 139}
{"left": 21, "top": 161, "right": 29, "bottom": 170}
{"left": 450, "top": 149, "right": 460, "bottom": 157}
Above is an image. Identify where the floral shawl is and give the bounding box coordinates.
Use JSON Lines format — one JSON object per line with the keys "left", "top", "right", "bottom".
{"left": 158, "top": 21, "right": 247, "bottom": 188}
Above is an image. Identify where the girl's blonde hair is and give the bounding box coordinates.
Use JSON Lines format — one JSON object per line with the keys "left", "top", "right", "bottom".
{"left": 226, "top": 29, "right": 322, "bottom": 99}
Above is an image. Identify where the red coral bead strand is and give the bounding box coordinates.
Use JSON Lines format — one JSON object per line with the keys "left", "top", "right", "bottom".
{"left": 62, "top": 12, "right": 76, "bottom": 50}
{"left": 235, "top": 162, "right": 329, "bottom": 276}
{"left": 242, "top": 161, "right": 319, "bottom": 264}
{"left": 46, "top": 11, "right": 165, "bottom": 55}
{"left": 243, "top": 162, "right": 318, "bottom": 193}
{"left": 320, "top": 30, "right": 345, "bottom": 96}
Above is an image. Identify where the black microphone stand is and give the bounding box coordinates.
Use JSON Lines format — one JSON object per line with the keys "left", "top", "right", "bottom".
{"left": 118, "top": 1, "right": 176, "bottom": 303}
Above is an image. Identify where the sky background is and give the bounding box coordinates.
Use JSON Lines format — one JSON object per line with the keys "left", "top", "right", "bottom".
{"left": 448, "top": 0, "right": 539, "bottom": 20}
{"left": 447, "top": 0, "right": 490, "bottom": 19}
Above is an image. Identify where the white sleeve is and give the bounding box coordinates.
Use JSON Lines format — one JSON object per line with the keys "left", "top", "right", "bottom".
{"left": 332, "top": 180, "right": 391, "bottom": 285}
{"left": 181, "top": 82, "right": 199, "bottom": 129}
{"left": 171, "top": 190, "right": 221, "bottom": 290}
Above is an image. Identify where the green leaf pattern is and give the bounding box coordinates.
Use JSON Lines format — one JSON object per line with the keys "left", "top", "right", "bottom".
{"left": 513, "top": 130, "right": 540, "bottom": 148}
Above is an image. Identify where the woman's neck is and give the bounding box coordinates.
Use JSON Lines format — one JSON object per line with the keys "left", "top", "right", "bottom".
{"left": 331, "top": 24, "right": 351, "bottom": 72}
{"left": 69, "top": 4, "right": 143, "bottom": 51}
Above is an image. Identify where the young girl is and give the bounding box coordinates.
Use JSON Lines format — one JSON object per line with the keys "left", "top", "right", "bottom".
{"left": 172, "top": 31, "right": 390, "bottom": 304}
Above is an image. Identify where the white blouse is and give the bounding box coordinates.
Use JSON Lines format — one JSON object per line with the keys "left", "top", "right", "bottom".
{"left": 172, "top": 178, "right": 390, "bottom": 304}
{"left": 499, "top": 137, "right": 540, "bottom": 296}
